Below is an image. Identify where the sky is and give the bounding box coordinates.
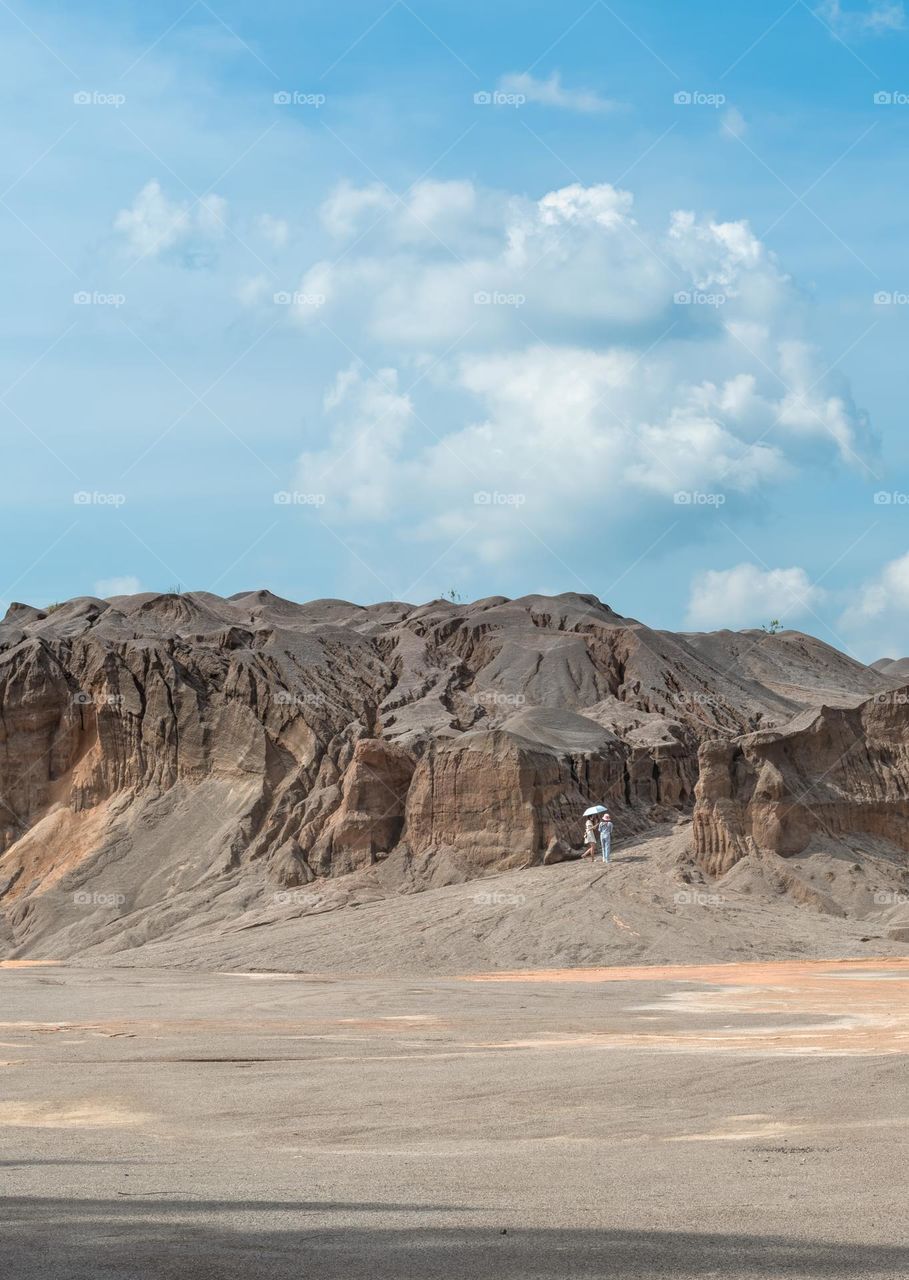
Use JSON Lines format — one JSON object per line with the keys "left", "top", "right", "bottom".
{"left": 3, "top": 0, "right": 909, "bottom": 659}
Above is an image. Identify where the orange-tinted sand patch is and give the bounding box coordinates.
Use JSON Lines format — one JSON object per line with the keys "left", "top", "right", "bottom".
{"left": 461, "top": 958, "right": 909, "bottom": 984}
{"left": 463, "top": 959, "right": 909, "bottom": 1056}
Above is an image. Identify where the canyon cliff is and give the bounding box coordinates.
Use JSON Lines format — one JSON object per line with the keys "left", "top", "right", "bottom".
{"left": 0, "top": 590, "right": 904, "bottom": 961}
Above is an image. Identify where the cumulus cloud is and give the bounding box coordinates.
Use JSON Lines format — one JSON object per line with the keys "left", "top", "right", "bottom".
{"left": 831, "top": 549, "right": 909, "bottom": 659}
{"left": 537, "top": 181, "right": 633, "bottom": 230}
{"left": 284, "top": 175, "right": 874, "bottom": 566}
{"left": 685, "top": 564, "right": 825, "bottom": 630}
{"left": 114, "top": 181, "right": 228, "bottom": 260}
{"left": 815, "top": 0, "right": 905, "bottom": 34}
{"left": 319, "top": 178, "right": 478, "bottom": 245}
{"left": 320, "top": 181, "right": 395, "bottom": 238}
{"left": 839, "top": 549, "right": 909, "bottom": 631}
{"left": 94, "top": 575, "right": 143, "bottom": 598}
{"left": 296, "top": 367, "right": 415, "bottom": 521}
{"left": 497, "top": 71, "right": 622, "bottom": 113}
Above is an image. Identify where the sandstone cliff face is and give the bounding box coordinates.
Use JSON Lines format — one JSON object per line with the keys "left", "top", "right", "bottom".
{"left": 693, "top": 690, "right": 909, "bottom": 874}
{"left": 0, "top": 590, "right": 899, "bottom": 956}
{"left": 402, "top": 715, "right": 625, "bottom": 872}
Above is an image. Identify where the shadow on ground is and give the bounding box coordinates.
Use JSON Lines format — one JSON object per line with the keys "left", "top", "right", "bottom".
{"left": 2, "top": 1197, "right": 907, "bottom": 1278}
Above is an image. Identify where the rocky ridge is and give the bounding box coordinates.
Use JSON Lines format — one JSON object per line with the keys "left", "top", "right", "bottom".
{"left": 0, "top": 590, "right": 905, "bottom": 961}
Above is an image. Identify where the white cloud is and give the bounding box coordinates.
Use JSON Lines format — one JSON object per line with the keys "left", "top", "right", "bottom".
{"left": 815, "top": 0, "right": 905, "bottom": 34}
{"left": 320, "top": 180, "right": 395, "bottom": 238}
{"left": 773, "top": 341, "right": 873, "bottom": 469}
{"left": 537, "top": 181, "right": 633, "bottom": 230}
{"left": 685, "top": 564, "right": 825, "bottom": 630}
{"left": 319, "top": 178, "right": 477, "bottom": 245}
{"left": 721, "top": 107, "right": 747, "bottom": 140}
{"left": 497, "top": 71, "right": 622, "bottom": 113}
{"left": 95, "top": 575, "right": 143, "bottom": 598}
{"left": 841, "top": 550, "right": 909, "bottom": 624}
{"left": 683, "top": 550, "right": 909, "bottom": 658}
{"left": 236, "top": 273, "right": 272, "bottom": 306}
{"left": 114, "top": 181, "right": 190, "bottom": 257}
{"left": 405, "top": 179, "right": 477, "bottom": 238}
{"left": 667, "top": 209, "right": 764, "bottom": 288}
{"left": 256, "top": 213, "right": 289, "bottom": 248}
{"left": 296, "top": 367, "right": 415, "bottom": 520}
{"left": 835, "top": 549, "right": 909, "bottom": 659}
{"left": 308, "top": 180, "right": 804, "bottom": 347}
{"left": 113, "top": 181, "right": 228, "bottom": 259}
{"left": 284, "top": 176, "right": 874, "bottom": 566}
{"left": 293, "top": 343, "right": 789, "bottom": 566}
{"left": 195, "top": 193, "right": 228, "bottom": 238}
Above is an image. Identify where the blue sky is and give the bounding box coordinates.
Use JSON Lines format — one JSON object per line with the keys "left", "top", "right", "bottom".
{"left": 3, "top": 0, "right": 909, "bottom": 657}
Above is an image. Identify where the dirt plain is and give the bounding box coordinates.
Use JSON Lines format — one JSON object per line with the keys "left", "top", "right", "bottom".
{"left": 1, "top": 957, "right": 907, "bottom": 1279}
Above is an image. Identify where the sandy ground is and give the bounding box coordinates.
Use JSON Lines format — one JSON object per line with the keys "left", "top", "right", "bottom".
{"left": 42, "top": 824, "right": 909, "bottom": 974}
{"left": 1, "top": 959, "right": 908, "bottom": 1278}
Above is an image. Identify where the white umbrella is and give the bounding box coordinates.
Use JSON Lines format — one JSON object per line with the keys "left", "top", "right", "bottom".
{"left": 583, "top": 805, "right": 608, "bottom": 816}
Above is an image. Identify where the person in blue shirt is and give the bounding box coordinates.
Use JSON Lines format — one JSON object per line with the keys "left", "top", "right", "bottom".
{"left": 598, "top": 812, "right": 613, "bottom": 863}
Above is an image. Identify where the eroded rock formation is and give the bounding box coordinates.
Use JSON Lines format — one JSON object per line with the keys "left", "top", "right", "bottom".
{"left": 0, "top": 589, "right": 900, "bottom": 956}
{"left": 693, "top": 689, "right": 909, "bottom": 874}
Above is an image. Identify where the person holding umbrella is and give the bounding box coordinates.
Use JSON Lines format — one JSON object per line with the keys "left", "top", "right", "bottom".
{"left": 582, "top": 805, "right": 607, "bottom": 860}
{"left": 583, "top": 816, "right": 597, "bottom": 859}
